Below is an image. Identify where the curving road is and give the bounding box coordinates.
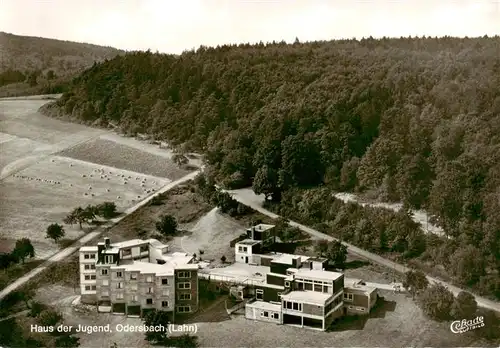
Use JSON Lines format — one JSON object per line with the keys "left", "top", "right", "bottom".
{"left": 0, "top": 170, "right": 200, "bottom": 301}
{"left": 227, "top": 188, "right": 500, "bottom": 314}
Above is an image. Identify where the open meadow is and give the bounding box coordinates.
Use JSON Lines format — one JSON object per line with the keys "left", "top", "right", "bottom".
{"left": 0, "top": 155, "right": 170, "bottom": 259}
{"left": 58, "top": 136, "right": 191, "bottom": 180}
{"left": 0, "top": 97, "right": 195, "bottom": 267}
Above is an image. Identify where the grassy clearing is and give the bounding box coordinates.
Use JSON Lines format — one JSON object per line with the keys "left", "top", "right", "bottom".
{"left": 58, "top": 138, "right": 190, "bottom": 180}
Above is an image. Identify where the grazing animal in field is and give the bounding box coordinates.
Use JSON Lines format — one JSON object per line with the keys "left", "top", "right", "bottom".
{"left": 84, "top": 193, "right": 88, "bottom": 195}
{"left": 83, "top": 175, "right": 86, "bottom": 177}
{"left": 137, "top": 196, "right": 141, "bottom": 198}
{"left": 124, "top": 182, "right": 127, "bottom": 185}
{"left": 117, "top": 196, "right": 121, "bottom": 199}
{"left": 51, "top": 159, "right": 55, "bottom": 162}
{"left": 88, "top": 186, "right": 92, "bottom": 190}
{"left": 107, "top": 178, "right": 110, "bottom": 180}
{"left": 91, "top": 193, "right": 95, "bottom": 196}
{"left": 69, "top": 164, "right": 73, "bottom": 167}
{"left": 106, "top": 189, "right": 110, "bottom": 192}
{"left": 70, "top": 184, "right": 73, "bottom": 187}
{"left": 152, "top": 188, "right": 155, "bottom": 191}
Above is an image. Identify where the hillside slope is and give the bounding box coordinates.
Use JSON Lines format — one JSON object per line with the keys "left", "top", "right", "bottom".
{"left": 0, "top": 31, "right": 125, "bottom": 96}
{"left": 41, "top": 37, "right": 500, "bottom": 300}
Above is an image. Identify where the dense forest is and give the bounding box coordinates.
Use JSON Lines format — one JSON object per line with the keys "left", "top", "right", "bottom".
{"left": 0, "top": 32, "right": 124, "bottom": 96}
{"left": 41, "top": 36, "right": 500, "bottom": 299}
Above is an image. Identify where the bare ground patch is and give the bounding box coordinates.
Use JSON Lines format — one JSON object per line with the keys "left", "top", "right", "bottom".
{"left": 57, "top": 138, "right": 190, "bottom": 180}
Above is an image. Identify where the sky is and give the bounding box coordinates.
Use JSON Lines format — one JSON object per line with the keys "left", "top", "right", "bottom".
{"left": 1, "top": 0, "right": 499, "bottom": 54}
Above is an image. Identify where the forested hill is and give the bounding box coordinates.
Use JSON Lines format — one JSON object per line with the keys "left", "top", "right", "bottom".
{"left": 43, "top": 37, "right": 500, "bottom": 298}
{"left": 0, "top": 32, "right": 124, "bottom": 96}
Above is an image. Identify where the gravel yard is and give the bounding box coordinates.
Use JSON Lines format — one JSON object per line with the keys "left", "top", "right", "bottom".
{"left": 58, "top": 138, "right": 190, "bottom": 180}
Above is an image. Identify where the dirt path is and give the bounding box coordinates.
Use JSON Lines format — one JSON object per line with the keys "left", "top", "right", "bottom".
{"left": 227, "top": 188, "right": 500, "bottom": 314}
{"left": 0, "top": 170, "right": 200, "bottom": 301}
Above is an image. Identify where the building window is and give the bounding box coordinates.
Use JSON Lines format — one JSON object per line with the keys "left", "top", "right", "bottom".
{"left": 146, "top": 299, "right": 153, "bottom": 305}
{"left": 238, "top": 246, "right": 243, "bottom": 252}
{"left": 161, "top": 278, "right": 168, "bottom": 285}
{"left": 323, "top": 285, "right": 329, "bottom": 293}
{"left": 103, "top": 279, "right": 109, "bottom": 286}
{"left": 146, "top": 276, "right": 153, "bottom": 283}
{"left": 162, "top": 301, "right": 169, "bottom": 307}
{"left": 122, "top": 249, "right": 131, "bottom": 256}
{"left": 84, "top": 275, "right": 91, "bottom": 280}
{"left": 116, "top": 293, "right": 124, "bottom": 299}
{"left": 147, "top": 287, "right": 154, "bottom": 294}
{"left": 85, "top": 285, "right": 91, "bottom": 291}
{"left": 242, "top": 247, "right": 247, "bottom": 252}
{"left": 284, "top": 301, "right": 302, "bottom": 311}
{"left": 263, "top": 311, "right": 269, "bottom": 317}
{"left": 131, "top": 295, "right": 138, "bottom": 302}
{"left": 304, "top": 283, "right": 313, "bottom": 291}
{"left": 178, "top": 282, "right": 191, "bottom": 290}
{"left": 177, "top": 306, "right": 191, "bottom": 313}
{"left": 130, "top": 283, "right": 138, "bottom": 291}
{"left": 84, "top": 254, "right": 90, "bottom": 259}
{"left": 273, "top": 313, "right": 279, "bottom": 319}
{"left": 178, "top": 271, "right": 191, "bottom": 278}
{"left": 84, "top": 264, "right": 94, "bottom": 270}
{"left": 179, "top": 293, "right": 191, "bottom": 300}
{"left": 162, "top": 289, "right": 169, "bottom": 296}
{"left": 101, "top": 269, "right": 108, "bottom": 275}
{"left": 285, "top": 281, "right": 290, "bottom": 288}
{"left": 102, "top": 291, "right": 109, "bottom": 297}
{"left": 130, "top": 273, "right": 137, "bottom": 280}
{"left": 314, "top": 284, "right": 322, "bottom": 292}
{"left": 116, "top": 271, "right": 123, "bottom": 278}
{"left": 90, "top": 254, "right": 96, "bottom": 259}
{"left": 140, "top": 246, "right": 148, "bottom": 253}
{"left": 91, "top": 285, "right": 96, "bottom": 290}
{"left": 360, "top": 308, "right": 366, "bottom": 311}
{"left": 256, "top": 289, "right": 263, "bottom": 300}
{"left": 344, "top": 293, "right": 353, "bottom": 301}
{"left": 116, "top": 282, "right": 123, "bottom": 289}
{"left": 105, "top": 256, "right": 113, "bottom": 264}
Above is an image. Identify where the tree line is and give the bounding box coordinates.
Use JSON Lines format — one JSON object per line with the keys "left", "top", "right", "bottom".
{"left": 42, "top": 36, "right": 500, "bottom": 300}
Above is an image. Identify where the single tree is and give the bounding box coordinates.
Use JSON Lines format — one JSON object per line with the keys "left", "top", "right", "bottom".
{"left": 28, "top": 301, "right": 46, "bottom": 317}
{"left": 221, "top": 255, "right": 227, "bottom": 263}
{"left": 253, "top": 165, "right": 280, "bottom": 201}
{"left": 314, "top": 239, "right": 329, "bottom": 256}
{"left": 55, "top": 334, "right": 80, "bottom": 347}
{"left": 38, "top": 309, "right": 63, "bottom": 327}
{"left": 172, "top": 154, "right": 189, "bottom": 166}
{"left": 96, "top": 202, "right": 117, "bottom": 219}
{"left": 325, "top": 240, "right": 348, "bottom": 269}
{"left": 11, "top": 238, "right": 35, "bottom": 263}
{"left": 403, "top": 269, "right": 429, "bottom": 298}
{"left": 142, "top": 310, "right": 170, "bottom": 344}
{"left": 450, "top": 291, "right": 477, "bottom": 319}
{"left": 46, "top": 223, "right": 65, "bottom": 243}
{"left": 419, "top": 283, "right": 455, "bottom": 321}
{"left": 155, "top": 214, "right": 178, "bottom": 236}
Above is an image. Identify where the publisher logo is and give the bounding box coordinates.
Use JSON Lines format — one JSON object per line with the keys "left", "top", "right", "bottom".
{"left": 450, "top": 316, "right": 485, "bottom": 334}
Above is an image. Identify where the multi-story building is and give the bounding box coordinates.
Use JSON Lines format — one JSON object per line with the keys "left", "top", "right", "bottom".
{"left": 245, "top": 254, "right": 345, "bottom": 331}
{"left": 231, "top": 224, "right": 378, "bottom": 331}
{"left": 79, "top": 237, "right": 199, "bottom": 319}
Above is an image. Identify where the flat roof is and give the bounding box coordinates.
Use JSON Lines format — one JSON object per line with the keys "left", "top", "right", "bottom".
{"left": 261, "top": 282, "right": 285, "bottom": 290}
{"left": 295, "top": 268, "right": 343, "bottom": 281}
{"left": 237, "top": 239, "right": 261, "bottom": 246}
{"left": 252, "top": 224, "right": 275, "bottom": 231}
{"left": 247, "top": 300, "right": 281, "bottom": 312}
{"left": 281, "top": 291, "right": 332, "bottom": 305}
{"left": 80, "top": 246, "right": 98, "bottom": 252}
{"left": 103, "top": 248, "right": 119, "bottom": 254}
{"left": 146, "top": 238, "right": 168, "bottom": 248}
{"left": 110, "top": 261, "right": 174, "bottom": 276}
{"left": 111, "top": 239, "right": 149, "bottom": 249}
{"left": 272, "top": 254, "right": 300, "bottom": 265}
{"left": 308, "top": 257, "right": 328, "bottom": 263}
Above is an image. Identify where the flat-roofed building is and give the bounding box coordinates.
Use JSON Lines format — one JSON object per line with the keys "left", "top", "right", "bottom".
{"left": 79, "top": 237, "right": 199, "bottom": 320}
